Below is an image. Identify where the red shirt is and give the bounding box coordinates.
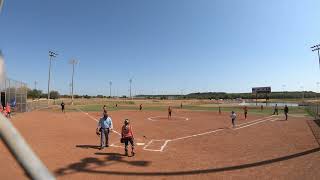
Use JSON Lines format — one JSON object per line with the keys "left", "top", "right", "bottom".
{"left": 6, "top": 105, "right": 11, "bottom": 113}
{"left": 122, "top": 125, "right": 133, "bottom": 138}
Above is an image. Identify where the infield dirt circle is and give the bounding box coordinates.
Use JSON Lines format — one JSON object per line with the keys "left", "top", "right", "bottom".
{"left": 0, "top": 108, "right": 319, "bottom": 179}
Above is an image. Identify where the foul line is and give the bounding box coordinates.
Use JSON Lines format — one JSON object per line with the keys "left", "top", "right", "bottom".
{"left": 74, "top": 106, "right": 121, "bottom": 136}
{"left": 234, "top": 118, "right": 274, "bottom": 130}
{"left": 147, "top": 116, "right": 189, "bottom": 121}
{"left": 170, "top": 128, "right": 225, "bottom": 141}
{"left": 143, "top": 115, "right": 277, "bottom": 152}
{"left": 73, "top": 107, "right": 278, "bottom": 153}
{"left": 235, "top": 116, "right": 275, "bottom": 127}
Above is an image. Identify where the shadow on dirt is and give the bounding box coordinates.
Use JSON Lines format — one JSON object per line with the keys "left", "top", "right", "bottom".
{"left": 315, "top": 120, "right": 320, "bottom": 127}
{"left": 55, "top": 152, "right": 151, "bottom": 176}
{"left": 75, "top": 145, "right": 100, "bottom": 150}
{"left": 55, "top": 147, "right": 320, "bottom": 177}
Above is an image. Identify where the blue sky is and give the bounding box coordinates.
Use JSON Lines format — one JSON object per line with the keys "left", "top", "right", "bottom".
{"left": 1, "top": 0, "right": 320, "bottom": 96}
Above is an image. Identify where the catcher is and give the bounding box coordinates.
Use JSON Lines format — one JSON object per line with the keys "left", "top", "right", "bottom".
{"left": 121, "top": 119, "right": 135, "bottom": 156}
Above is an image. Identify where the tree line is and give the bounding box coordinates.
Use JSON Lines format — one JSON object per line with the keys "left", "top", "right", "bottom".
{"left": 137, "top": 91, "right": 320, "bottom": 100}
{"left": 28, "top": 88, "right": 320, "bottom": 100}
{"left": 27, "top": 88, "right": 125, "bottom": 99}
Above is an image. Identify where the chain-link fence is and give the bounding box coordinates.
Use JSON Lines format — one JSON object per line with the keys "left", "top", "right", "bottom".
{"left": 304, "top": 102, "right": 320, "bottom": 120}
{"left": 0, "top": 78, "right": 28, "bottom": 112}
{"left": 26, "top": 99, "right": 58, "bottom": 111}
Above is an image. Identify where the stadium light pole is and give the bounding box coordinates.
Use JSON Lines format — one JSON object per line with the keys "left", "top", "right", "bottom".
{"left": 311, "top": 44, "right": 320, "bottom": 114}
{"left": 317, "top": 82, "right": 320, "bottom": 99}
{"left": 129, "top": 78, "right": 132, "bottom": 99}
{"left": 34, "top": 81, "right": 37, "bottom": 90}
{"left": 300, "top": 86, "right": 304, "bottom": 102}
{"left": 316, "top": 82, "right": 320, "bottom": 115}
{"left": 282, "top": 84, "right": 286, "bottom": 105}
{"left": 69, "top": 59, "right": 78, "bottom": 105}
{"left": 109, "top": 81, "right": 112, "bottom": 97}
{"left": 47, "top": 51, "right": 57, "bottom": 102}
{"left": 311, "top": 44, "right": 320, "bottom": 69}
{"left": 69, "top": 83, "right": 72, "bottom": 98}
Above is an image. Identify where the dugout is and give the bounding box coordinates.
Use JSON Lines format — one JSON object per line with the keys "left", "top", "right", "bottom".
{"left": 0, "top": 78, "right": 28, "bottom": 112}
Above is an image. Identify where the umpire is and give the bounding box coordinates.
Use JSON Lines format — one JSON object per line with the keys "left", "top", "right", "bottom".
{"left": 96, "top": 112, "right": 113, "bottom": 150}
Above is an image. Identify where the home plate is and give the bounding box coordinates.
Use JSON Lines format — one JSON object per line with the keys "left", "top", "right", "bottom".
{"left": 136, "top": 143, "right": 145, "bottom": 146}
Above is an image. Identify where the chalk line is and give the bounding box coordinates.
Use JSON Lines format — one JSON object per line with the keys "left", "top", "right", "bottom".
{"left": 74, "top": 106, "right": 121, "bottom": 136}
{"left": 142, "top": 116, "right": 278, "bottom": 152}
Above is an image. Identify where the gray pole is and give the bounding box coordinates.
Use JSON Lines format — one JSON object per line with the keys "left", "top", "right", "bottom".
{"left": 0, "top": 115, "right": 55, "bottom": 180}
{"left": 109, "top": 81, "right": 112, "bottom": 97}
{"left": 47, "top": 55, "right": 52, "bottom": 100}
{"left": 34, "top": 81, "right": 37, "bottom": 90}
{"left": 71, "top": 62, "right": 74, "bottom": 104}
{"left": 47, "top": 51, "right": 57, "bottom": 103}
{"left": 300, "top": 86, "right": 304, "bottom": 102}
{"left": 69, "top": 59, "right": 78, "bottom": 105}
{"left": 129, "top": 78, "right": 132, "bottom": 99}
{"left": 69, "top": 83, "right": 72, "bottom": 98}
{"left": 317, "top": 82, "right": 320, "bottom": 116}
{"left": 282, "top": 85, "right": 286, "bottom": 105}
{"left": 311, "top": 44, "right": 320, "bottom": 69}
{"left": 0, "top": 0, "right": 4, "bottom": 13}
{"left": 318, "top": 48, "right": 320, "bottom": 68}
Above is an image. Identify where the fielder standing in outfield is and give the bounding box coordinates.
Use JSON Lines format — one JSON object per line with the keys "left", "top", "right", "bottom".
{"left": 121, "top": 119, "right": 135, "bottom": 156}
{"left": 284, "top": 105, "right": 289, "bottom": 120}
{"left": 61, "top": 101, "right": 65, "bottom": 113}
{"left": 273, "top": 104, "right": 278, "bottom": 115}
{"left": 218, "top": 106, "right": 221, "bottom": 115}
{"left": 230, "top": 111, "right": 237, "bottom": 128}
{"left": 243, "top": 106, "right": 248, "bottom": 120}
{"left": 168, "top": 106, "right": 172, "bottom": 119}
{"left": 96, "top": 112, "right": 113, "bottom": 150}
{"left": 139, "top": 104, "right": 142, "bottom": 111}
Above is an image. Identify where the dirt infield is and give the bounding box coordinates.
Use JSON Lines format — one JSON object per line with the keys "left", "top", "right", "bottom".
{"left": 1, "top": 108, "right": 320, "bottom": 179}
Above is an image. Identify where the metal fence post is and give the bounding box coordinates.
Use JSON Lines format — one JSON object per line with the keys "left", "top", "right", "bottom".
{"left": 0, "top": 114, "right": 55, "bottom": 180}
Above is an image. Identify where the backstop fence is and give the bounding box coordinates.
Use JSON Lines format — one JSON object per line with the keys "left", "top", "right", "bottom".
{"left": 0, "top": 78, "right": 28, "bottom": 112}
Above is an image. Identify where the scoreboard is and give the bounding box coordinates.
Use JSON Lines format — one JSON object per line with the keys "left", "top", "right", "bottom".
{"left": 252, "top": 87, "right": 271, "bottom": 94}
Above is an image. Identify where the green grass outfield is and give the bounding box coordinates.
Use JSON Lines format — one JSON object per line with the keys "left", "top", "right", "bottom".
{"left": 183, "top": 105, "right": 307, "bottom": 115}
{"left": 72, "top": 104, "right": 308, "bottom": 116}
